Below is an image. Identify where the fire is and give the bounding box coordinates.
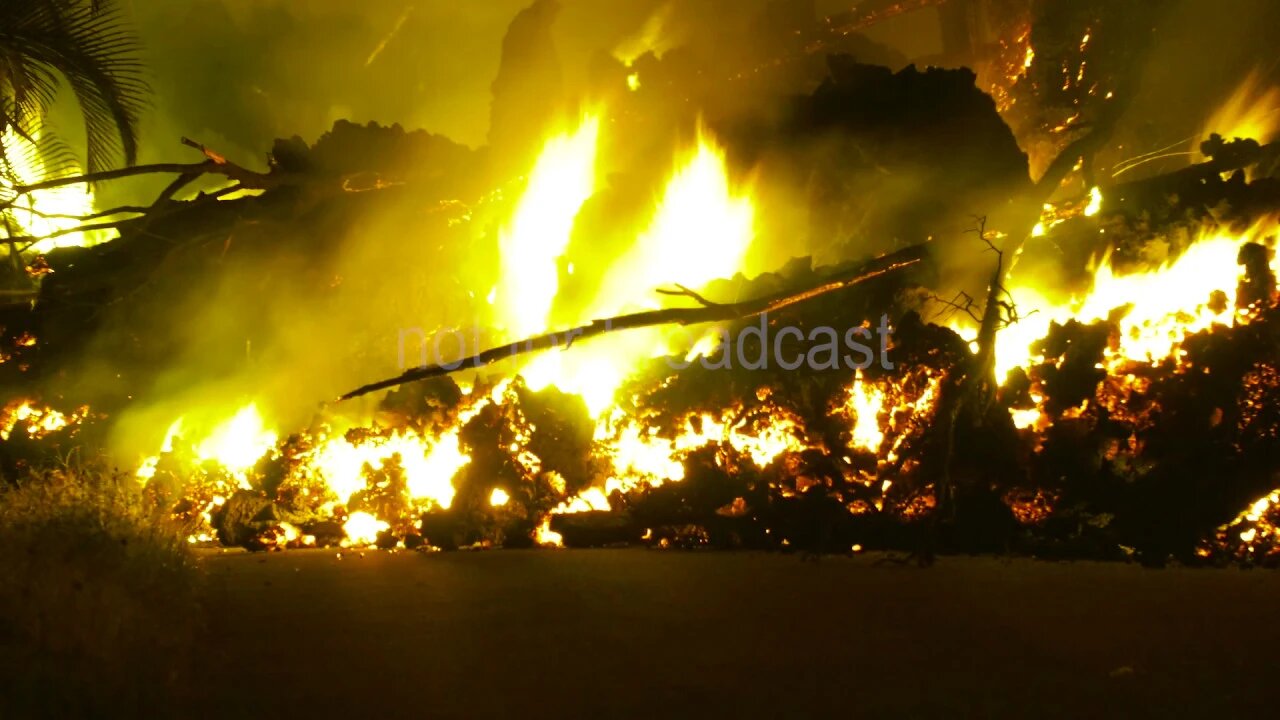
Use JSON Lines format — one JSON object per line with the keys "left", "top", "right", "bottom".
{"left": 343, "top": 511, "right": 389, "bottom": 547}
{"left": 1200, "top": 69, "right": 1280, "bottom": 145}
{"left": 136, "top": 418, "right": 186, "bottom": 481}
{"left": 846, "top": 375, "right": 886, "bottom": 452}
{"left": 126, "top": 113, "right": 962, "bottom": 549}
{"left": 497, "top": 114, "right": 600, "bottom": 337}
{"left": 987, "top": 220, "right": 1278, "bottom": 380}
{"left": 579, "top": 402, "right": 806, "bottom": 509}
{"left": 599, "top": 131, "right": 755, "bottom": 303}
{"left": 1082, "top": 186, "right": 1103, "bottom": 217}
{"left": 309, "top": 427, "right": 467, "bottom": 509}
{"left": 534, "top": 516, "right": 564, "bottom": 547}
{"left": 306, "top": 389, "right": 493, "bottom": 509}
{"left": 195, "top": 404, "right": 278, "bottom": 477}
{"left": 553, "top": 486, "right": 610, "bottom": 514}
{"left": 0, "top": 399, "right": 89, "bottom": 441}
{"left": 522, "top": 128, "right": 755, "bottom": 413}
{"left": 1209, "top": 489, "right": 1280, "bottom": 561}
{"left": 1078, "top": 236, "right": 1242, "bottom": 366}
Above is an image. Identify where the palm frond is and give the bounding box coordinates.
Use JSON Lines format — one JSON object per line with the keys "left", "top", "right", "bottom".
{"left": 0, "top": 0, "right": 149, "bottom": 174}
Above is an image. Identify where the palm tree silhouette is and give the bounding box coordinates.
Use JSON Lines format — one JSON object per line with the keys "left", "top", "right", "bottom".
{"left": 1, "top": 0, "right": 147, "bottom": 281}
{"left": 1, "top": 0, "right": 148, "bottom": 179}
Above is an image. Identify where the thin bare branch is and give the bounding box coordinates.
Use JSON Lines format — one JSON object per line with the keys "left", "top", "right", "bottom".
{"left": 654, "top": 283, "right": 722, "bottom": 307}
{"left": 338, "top": 244, "right": 928, "bottom": 401}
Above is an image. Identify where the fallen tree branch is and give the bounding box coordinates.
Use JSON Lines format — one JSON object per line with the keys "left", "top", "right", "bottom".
{"left": 0, "top": 137, "right": 279, "bottom": 215}
{"left": 8, "top": 204, "right": 150, "bottom": 222}
{"left": 339, "top": 244, "right": 928, "bottom": 401}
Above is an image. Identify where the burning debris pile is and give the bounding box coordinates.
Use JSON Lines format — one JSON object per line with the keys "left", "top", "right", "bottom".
{"left": 4, "top": 0, "right": 1280, "bottom": 566}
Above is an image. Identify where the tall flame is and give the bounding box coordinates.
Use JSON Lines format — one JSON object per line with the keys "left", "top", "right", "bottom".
{"left": 523, "top": 129, "right": 755, "bottom": 413}
{"left": 496, "top": 114, "right": 600, "bottom": 337}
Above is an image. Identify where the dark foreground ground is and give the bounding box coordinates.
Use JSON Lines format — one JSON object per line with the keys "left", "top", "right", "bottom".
{"left": 195, "top": 549, "right": 1279, "bottom": 718}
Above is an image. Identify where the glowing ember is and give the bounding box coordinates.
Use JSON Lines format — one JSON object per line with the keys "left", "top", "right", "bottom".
{"left": 1082, "top": 186, "right": 1103, "bottom": 217}
{"left": 553, "top": 399, "right": 811, "bottom": 515}
{"left": 1208, "top": 489, "right": 1280, "bottom": 561}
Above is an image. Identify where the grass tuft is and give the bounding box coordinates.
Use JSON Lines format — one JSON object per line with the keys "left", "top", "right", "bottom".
{"left": 0, "top": 459, "right": 202, "bottom": 717}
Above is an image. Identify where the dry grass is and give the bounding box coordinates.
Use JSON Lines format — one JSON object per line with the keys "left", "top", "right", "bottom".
{"left": 0, "top": 460, "right": 202, "bottom": 717}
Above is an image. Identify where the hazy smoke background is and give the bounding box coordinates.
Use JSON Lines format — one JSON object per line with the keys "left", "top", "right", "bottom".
{"left": 107, "top": 1, "right": 932, "bottom": 161}
{"left": 60, "top": 0, "right": 1274, "bottom": 209}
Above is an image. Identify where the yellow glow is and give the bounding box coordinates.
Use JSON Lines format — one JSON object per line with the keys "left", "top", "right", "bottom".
{"left": 1201, "top": 69, "right": 1280, "bottom": 145}
{"left": 554, "top": 486, "right": 611, "bottom": 514}
{"left": 195, "top": 404, "right": 278, "bottom": 476}
{"left": 343, "top": 511, "right": 389, "bottom": 546}
{"left": 489, "top": 487, "right": 511, "bottom": 507}
{"left": 614, "top": 3, "right": 676, "bottom": 65}
{"left": 1, "top": 126, "right": 104, "bottom": 252}
{"left": 136, "top": 417, "right": 185, "bottom": 480}
{"left": 535, "top": 517, "right": 564, "bottom": 547}
{"left": 626, "top": 72, "right": 641, "bottom": 92}
{"left": 1083, "top": 186, "right": 1102, "bottom": 217}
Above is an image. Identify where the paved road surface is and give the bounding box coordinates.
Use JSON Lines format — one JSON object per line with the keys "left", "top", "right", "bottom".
{"left": 194, "top": 549, "right": 1279, "bottom": 718}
